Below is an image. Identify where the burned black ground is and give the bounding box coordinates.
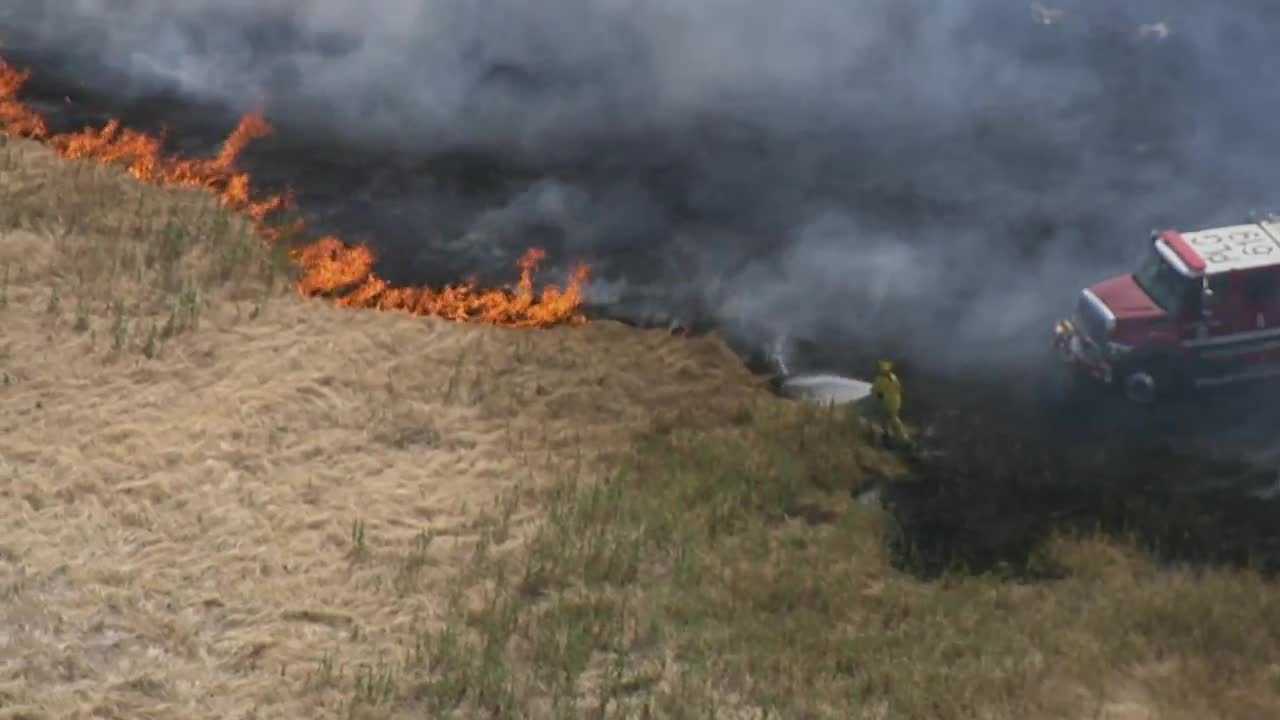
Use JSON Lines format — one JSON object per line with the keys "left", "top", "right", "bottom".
{"left": 878, "top": 365, "right": 1280, "bottom": 579}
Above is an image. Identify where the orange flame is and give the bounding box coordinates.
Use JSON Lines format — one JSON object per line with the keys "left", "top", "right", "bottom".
{"left": 295, "top": 242, "right": 591, "bottom": 328}
{"left": 0, "top": 64, "right": 49, "bottom": 139}
{"left": 0, "top": 58, "right": 590, "bottom": 328}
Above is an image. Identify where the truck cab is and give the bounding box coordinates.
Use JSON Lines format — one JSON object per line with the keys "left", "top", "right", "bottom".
{"left": 1053, "top": 221, "right": 1280, "bottom": 403}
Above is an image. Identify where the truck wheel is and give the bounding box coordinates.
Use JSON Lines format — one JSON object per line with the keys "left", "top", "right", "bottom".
{"left": 1121, "top": 369, "right": 1158, "bottom": 404}
{"left": 1119, "top": 358, "right": 1182, "bottom": 405}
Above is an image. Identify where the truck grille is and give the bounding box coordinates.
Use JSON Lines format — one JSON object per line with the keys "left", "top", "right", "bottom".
{"left": 1075, "top": 292, "right": 1109, "bottom": 345}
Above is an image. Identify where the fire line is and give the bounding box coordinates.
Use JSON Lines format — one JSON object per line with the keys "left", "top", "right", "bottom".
{"left": 0, "top": 58, "right": 590, "bottom": 329}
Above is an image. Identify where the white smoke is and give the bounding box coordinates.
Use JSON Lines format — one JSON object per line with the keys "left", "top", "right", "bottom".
{"left": 3, "top": 1, "right": 1279, "bottom": 374}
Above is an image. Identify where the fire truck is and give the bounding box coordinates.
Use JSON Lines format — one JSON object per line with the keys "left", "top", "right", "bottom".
{"left": 1053, "top": 220, "right": 1280, "bottom": 403}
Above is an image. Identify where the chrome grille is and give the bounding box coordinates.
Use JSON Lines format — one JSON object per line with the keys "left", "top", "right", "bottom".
{"left": 1075, "top": 292, "right": 1109, "bottom": 345}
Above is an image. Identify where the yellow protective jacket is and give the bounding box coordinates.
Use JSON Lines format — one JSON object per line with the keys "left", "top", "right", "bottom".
{"left": 871, "top": 370, "right": 902, "bottom": 416}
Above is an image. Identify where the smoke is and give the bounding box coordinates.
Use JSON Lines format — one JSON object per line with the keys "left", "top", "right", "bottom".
{"left": 5, "top": 1, "right": 1280, "bottom": 375}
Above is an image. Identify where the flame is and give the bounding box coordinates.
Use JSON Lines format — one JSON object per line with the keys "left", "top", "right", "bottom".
{"left": 0, "top": 58, "right": 589, "bottom": 328}
{"left": 0, "top": 64, "right": 48, "bottom": 138}
{"left": 294, "top": 243, "right": 591, "bottom": 328}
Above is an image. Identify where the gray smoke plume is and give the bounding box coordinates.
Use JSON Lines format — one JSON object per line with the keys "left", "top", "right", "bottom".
{"left": 4, "top": 1, "right": 1279, "bottom": 377}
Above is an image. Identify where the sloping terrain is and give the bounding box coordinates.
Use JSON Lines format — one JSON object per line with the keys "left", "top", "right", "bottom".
{"left": 5, "top": 132, "right": 1280, "bottom": 720}
{"left": 0, "top": 136, "right": 769, "bottom": 718}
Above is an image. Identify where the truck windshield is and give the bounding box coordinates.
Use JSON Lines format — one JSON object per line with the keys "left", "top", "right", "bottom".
{"left": 1132, "top": 245, "right": 1195, "bottom": 316}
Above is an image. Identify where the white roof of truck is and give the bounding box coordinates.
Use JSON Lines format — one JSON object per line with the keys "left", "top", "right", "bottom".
{"left": 1169, "top": 221, "right": 1280, "bottom": 275}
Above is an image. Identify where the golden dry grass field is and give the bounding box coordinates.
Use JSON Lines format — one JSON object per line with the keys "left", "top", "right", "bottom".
{"left": 0, "top": 135, "right": 773, "bottom": 718}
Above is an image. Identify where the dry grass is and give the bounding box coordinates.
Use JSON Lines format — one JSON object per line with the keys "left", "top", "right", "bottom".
{"left": 0, "top": 135, "right": 769, "bottom": 719}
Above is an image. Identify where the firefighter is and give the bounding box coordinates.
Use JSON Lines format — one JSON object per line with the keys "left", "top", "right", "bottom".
{"left": 871, "top": 359, "right": 908, "bottom": 444}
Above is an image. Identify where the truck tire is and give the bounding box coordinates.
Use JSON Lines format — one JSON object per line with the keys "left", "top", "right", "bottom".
{"left": 1117, "top": 356, "right": 1183, "bottom": 405}
{"left": 1120, "top": 369, "right": 1158, "bottom": 404}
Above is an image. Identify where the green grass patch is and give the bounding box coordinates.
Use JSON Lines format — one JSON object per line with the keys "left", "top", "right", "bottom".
{"left": 347, "top": 399, "right": 1280, "bottom": 720}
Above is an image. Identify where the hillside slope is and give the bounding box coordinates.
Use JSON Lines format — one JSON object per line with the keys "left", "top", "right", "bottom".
{"left": 0, "top": 135, "right": 770, "bottom": 718}
{"left": 5, "top": 132, "right": 1280, "bottom": 720}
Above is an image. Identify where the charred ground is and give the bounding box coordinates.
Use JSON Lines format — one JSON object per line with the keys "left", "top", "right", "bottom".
{"left": 889, "top": 387, "right": 1280, "bottom": 579}
{"left": 774, "top": 333, "right": 1280, "bottom": 580}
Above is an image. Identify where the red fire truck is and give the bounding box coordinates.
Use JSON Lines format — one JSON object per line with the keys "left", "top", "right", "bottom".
{"left": 1053, "top": 221, "right": 1280, "bottom": 403}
